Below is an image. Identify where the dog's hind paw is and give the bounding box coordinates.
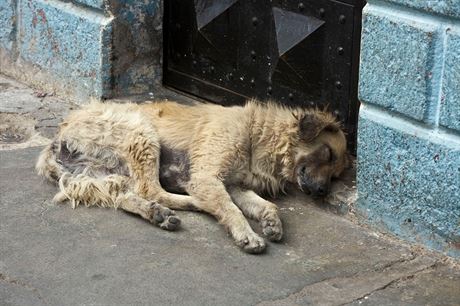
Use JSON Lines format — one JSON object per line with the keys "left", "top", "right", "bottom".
{"left": 236, "top": 233, "right": 266, "bottom": 254}
{"left": 150, "top": 203, "right": 181, "bottom": 231}
{"left": 261, "top": 216, "right": 283, "bottom": 242}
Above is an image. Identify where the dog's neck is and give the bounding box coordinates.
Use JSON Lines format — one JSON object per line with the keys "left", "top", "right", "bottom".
{"left": 244, "top": 101, "right": 299, "bottom": 195}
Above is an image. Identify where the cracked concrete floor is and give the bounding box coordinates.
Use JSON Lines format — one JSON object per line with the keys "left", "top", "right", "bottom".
{"left": 1, "top": 74, "right": 459, "bottom": 306}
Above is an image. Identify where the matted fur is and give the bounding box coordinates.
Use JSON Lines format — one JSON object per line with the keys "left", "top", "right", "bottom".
{"left": 36, "top": 99, "right": 348, "bottom": 253}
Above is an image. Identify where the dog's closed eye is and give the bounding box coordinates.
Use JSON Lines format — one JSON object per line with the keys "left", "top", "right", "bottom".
{"left": 316, "top": 145, "right": 332, "bottom": 162}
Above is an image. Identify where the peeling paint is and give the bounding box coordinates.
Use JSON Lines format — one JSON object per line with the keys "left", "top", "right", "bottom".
{"left": 1, "top": 0, "right": 161, "bottom": 100}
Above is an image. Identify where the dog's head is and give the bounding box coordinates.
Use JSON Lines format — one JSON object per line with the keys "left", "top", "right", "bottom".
{"left": 291, "top": 111, "right": 348, "bottom": 197}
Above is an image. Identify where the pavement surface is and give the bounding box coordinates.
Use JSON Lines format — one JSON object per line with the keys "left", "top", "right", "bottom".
{"left": 1, "top": 74, "right": 459, "bottom": 306}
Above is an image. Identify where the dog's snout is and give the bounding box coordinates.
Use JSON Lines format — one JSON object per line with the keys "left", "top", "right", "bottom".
{"left": 300, "top": 182, "right": 329, "bottom": 197}
{"left": 311, "top": 184, "right": 330, "bottom": 197}
{"left": 316, "top": 186, "right": 328, "bottom": 196}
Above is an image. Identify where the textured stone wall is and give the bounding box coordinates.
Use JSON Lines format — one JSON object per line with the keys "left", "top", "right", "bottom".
{"left": 0, "top": 0, "right": 163, "bottom": 101}
{"left": 358, "top": 0, "right": 460, "bottom": 257}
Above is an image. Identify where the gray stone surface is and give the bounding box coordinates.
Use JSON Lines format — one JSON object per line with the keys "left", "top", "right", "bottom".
{"left": 347, "top": 264, "right": 460, "bottom": 306}
{"left": 1, "top": 74, "right": 460, "bottom": 305}
{"left": 1, "top": 147, "right": 460, "bottom": 306}
{"left": 0, "top": 75, "right": 77, "bottom": 145}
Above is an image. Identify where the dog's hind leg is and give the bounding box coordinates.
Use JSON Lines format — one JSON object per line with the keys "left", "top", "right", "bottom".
{"left": 125, "top": 132, "right": 197, "bottom": 211}
{"left": 116, "top": 192, "right": 181, "bottom": 230}
{"left": 56, "top": 173, "right": 181, "bottom": 230}
{"left": 36, "top": 140, "right": 64, "bottom": 182}
{"left": 228, "top": 187, "right": 283, "bottom": 242}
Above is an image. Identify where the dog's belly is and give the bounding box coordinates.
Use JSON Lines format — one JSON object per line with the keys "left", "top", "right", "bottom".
{"left": 159, "top": 145, "right": 190, "bottom": 194}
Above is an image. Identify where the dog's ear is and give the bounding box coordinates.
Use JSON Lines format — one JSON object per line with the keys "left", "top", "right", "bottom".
{"left": 299, "top": 112, "right": 340, "bottom": 142}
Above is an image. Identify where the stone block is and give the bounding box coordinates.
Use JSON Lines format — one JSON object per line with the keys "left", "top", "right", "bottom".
{"left": 0, "top": 0, "right": 16, "bottom": 50}
{"left": 359, "top": 6, "right": 436, "bottom": 121}
{"left": 108, "top": 0, "right": 163, "bottom": 95}
{"left": 1, "top": 0, "right": 162, "bottom": 100}
{"left": 357, "top": 105, "right": 460, "bottom": 256}
{"left": 380, "top": 0, "right": 460, "bottom": 19}
{"left": 439, "top": 26, "right": 460, "bottom": 132}
{"left": 17, "top": 0, "right": 113, "bottom": 98}
{"left": 71, "top": 0, "right": 105, "bottom": 10}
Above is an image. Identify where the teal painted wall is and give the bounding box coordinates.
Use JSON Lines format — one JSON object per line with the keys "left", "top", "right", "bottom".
{"left": 358, "top": 0, "right": 460, "bottom": 257}
{"left": 0, "top": 0, "right": 162, "bottom": 100}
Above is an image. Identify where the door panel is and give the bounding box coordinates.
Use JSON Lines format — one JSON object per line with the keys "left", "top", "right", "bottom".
{"left": 164, "top": 0, "right": 364, "bottom": 151}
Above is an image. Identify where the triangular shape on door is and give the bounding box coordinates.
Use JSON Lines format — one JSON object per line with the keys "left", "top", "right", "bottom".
{"left": 272, "top": 7, "right": 325, "bottom": 56}
{"left": 195, "top": 0, "right": 239, "bottom": 30}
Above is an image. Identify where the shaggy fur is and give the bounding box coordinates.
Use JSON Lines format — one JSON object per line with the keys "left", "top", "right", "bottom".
{"left": 36, "top": 99, "right": 348, "bottom": 253}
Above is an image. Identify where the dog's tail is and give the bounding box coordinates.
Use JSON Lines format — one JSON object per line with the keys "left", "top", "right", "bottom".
{"left": 54, "top": 172, "right": 126, "bottom": 208}
{"left": 36, "top": 140, "right": 64, "bottom": 183}
{"left": 36, "top": 140, "right": 128, "bottom": 207}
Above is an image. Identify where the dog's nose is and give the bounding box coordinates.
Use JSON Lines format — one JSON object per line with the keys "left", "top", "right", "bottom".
{"left": 315, "top": 186, "right": 328, "bottom": 196}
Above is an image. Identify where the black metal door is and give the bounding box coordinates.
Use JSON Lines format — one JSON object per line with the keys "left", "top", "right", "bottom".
{"left": 163, "top": 0, "right": 365, "bottom": 151}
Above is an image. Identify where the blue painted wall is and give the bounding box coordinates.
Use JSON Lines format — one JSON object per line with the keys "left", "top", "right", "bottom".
{"left": 0, "top": 0, "right": 16, "bottom": 51}
{"left": 358, "top": 0, "right": 460, "bottom": 257}
{"left": 0, "top": 0, "right": 162, "bottom": 100}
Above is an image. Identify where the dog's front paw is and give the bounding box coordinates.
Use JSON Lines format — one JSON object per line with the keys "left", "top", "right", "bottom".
{"left": 235, "top": 232, "right": 266, "bottom": 254}
{"left": 149, "top": 203, "right": 181, "bottom": 231}
{"left": 261, "top": 215, "right": 283, "bottom": 242}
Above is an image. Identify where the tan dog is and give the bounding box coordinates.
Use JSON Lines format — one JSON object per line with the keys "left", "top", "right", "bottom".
{"left": 36, "top": 99, "right": 348, "bottom": 253}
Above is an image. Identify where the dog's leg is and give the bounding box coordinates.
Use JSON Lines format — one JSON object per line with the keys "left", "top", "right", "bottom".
{"left": 125, "top": 132, "right": 196, "bottom": 211}
{"left": 36, "top": 140, "right": 63, "bottom": 182}
{"left": 187, "top": 176, "right": 266, "bottom": 253}
{"left": 228, "top": 187, "right": 283, "bottom": 242}
{"left": 116, "top": 192, "right": 181, "bottom": 231}
{"left": 56, "top": 174, "right": 181, "bottom": 230}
